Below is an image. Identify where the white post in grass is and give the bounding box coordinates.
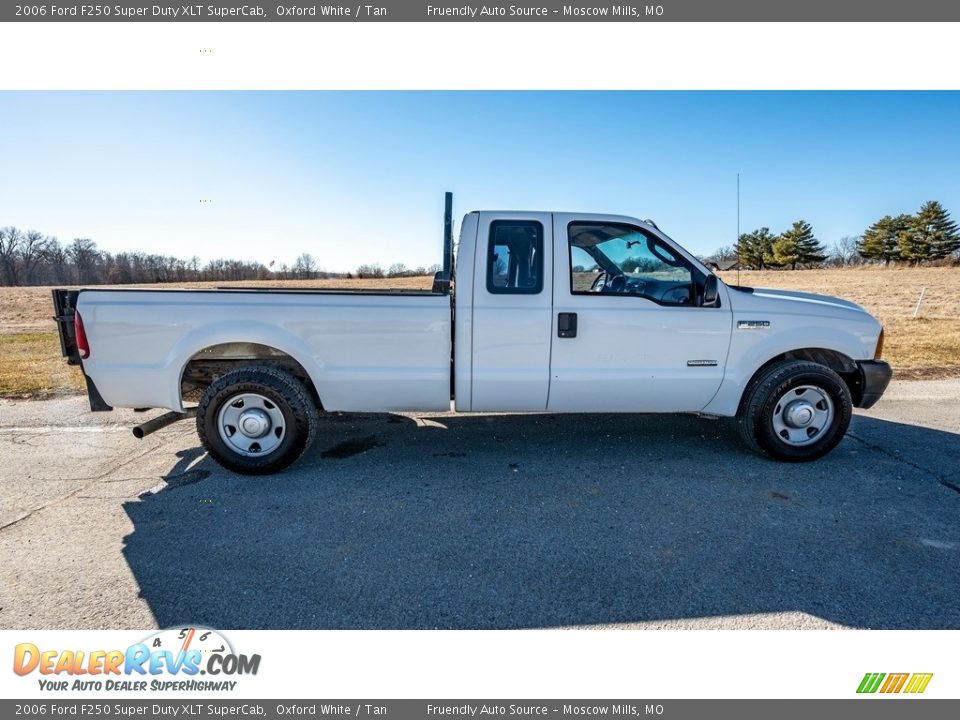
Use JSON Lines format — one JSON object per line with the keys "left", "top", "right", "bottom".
{"left": 912, "top": 287, "right": 927, "bottom": 318}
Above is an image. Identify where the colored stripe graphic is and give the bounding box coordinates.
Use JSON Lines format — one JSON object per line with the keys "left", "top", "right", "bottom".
{"left": 880, "top": 673, "right": 909, "bottom": 693}
{"left": 857, "top": 673, "right": 885, "bottom": 693}
{"left": 857, "top": 672, "right": 932, "bottom": 694}
{"left": 904, "top": 674, "right": 933, "bottom": 694}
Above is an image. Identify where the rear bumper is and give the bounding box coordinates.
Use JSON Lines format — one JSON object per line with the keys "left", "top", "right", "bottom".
{"left": 855, "top": 360, "right": 892, "bottom": 409}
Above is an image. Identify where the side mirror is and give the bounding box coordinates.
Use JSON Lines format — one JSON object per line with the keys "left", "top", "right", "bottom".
{"left": 701, "top": 275, "right": 719, "bottom": 307}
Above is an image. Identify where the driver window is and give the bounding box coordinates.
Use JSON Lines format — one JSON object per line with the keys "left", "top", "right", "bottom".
{"left": 569, "top": 223, "right": 694, "bottom": 306}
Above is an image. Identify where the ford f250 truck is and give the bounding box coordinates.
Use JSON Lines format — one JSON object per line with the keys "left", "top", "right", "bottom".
{"left": 53, "top": 194, "right": 891, "bottom": 474}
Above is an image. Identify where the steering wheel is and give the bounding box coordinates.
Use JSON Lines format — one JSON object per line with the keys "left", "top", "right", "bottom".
{"left": 589, "top": 272, "right": 607, "bottom": 292}
{"left": 609, "top": 275, "right": 626, "bottom": 293}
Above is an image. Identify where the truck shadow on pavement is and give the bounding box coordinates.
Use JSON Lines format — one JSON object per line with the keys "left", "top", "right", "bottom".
{"left": 122, "top": 412, "right": 960, "bottom": 629}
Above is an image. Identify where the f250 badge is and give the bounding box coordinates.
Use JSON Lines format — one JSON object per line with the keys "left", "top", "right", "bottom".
{"left": 737, "top": 320, "right": 771, "bottom": 329}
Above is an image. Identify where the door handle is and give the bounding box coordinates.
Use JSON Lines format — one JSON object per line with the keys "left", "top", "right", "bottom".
{"left": 558, "top": 312, "right": 578, "bottom": 338}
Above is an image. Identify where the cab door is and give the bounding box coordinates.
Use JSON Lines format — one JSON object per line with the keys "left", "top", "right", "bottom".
{"left": 469, "top": 212, "right": 554, "bottom": 411}
{"left": 547, "top": 214, "right": 732, "bottom": 413}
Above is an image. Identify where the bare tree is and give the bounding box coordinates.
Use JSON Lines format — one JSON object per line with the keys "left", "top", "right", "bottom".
{"left": 387, "top": 262, "right": 408, "bottom": 277}
{"left": 19, "top": 230, "right": 52, "bottom": 284}
{"left": 69, "top": 238, "right": 100, "bottom": 284}
{"left": 707, "top": 245, "right": 738, "bottom": 263}
{"left": 831, "top": 235, "right": 861, "bottom": 267}
{"left": 0, "top": 226, "right": 23, "bottom": 285}
{"left": 293, "top": 252, "right": 317, "bottom": 280}
{"left": 356, "top": 263, "right": 384, "bottom": 279}
{"left": 44, "top": 238, "right": 70, "bottom": 284}
{"left": 103, "top": 252, "right": 130, "bottom": 284}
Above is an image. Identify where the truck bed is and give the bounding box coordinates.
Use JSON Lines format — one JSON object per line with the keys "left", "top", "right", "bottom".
{"left": 58, "top": 287, "right": 452, "bottom": 413}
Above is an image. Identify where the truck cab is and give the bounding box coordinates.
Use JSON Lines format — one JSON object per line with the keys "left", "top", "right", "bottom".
{"left": 455, "top": 211, "right": 731, "bottom": 414}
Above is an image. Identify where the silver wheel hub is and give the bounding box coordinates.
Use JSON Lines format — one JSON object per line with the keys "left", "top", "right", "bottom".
{"left": 771, "top": 385, "right": 834, "bottom": 447}
{"left": 784, "top": 400, "right": 815, "bottom": 428}
{"left": 217, "top": 392, "right": 286, "bottom": 457}
{"left": 239, "top": 409, "right": 270, "bottom": 438}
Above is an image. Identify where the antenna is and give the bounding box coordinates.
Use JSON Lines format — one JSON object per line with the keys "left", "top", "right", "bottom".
{"left": 734, "top": 173, "right": 743, "bottom": 285}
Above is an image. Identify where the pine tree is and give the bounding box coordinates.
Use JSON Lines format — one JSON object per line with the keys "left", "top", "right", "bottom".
{"left": 773, "top": 220, "right": 825, "bottom": 270}
{"left": 735, "top": 231, "right": 756, "bottom": 269}
{"left": 909, "top": 200, "right": 959, "bottom": 262}
{"left": 770, "top": 234, "right": 799, "bottom": 269}
{"left": 858, "top": 214, "right": 909, "bottom": 265}
{"left": 735, "top": 227, "right": 775, "bottom": 269}
{"left": 735, "top": 233, "right": 756, "bottom": 269}
{"left": 794, "top": 220, "right": 826, "bottom": 267}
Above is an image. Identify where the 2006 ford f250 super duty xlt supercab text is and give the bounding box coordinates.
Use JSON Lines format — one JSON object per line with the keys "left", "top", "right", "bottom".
{"left": 53, "top": 194, "right": 892, "bottom": 474}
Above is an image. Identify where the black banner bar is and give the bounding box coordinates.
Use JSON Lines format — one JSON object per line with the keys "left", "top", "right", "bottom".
{"left": 5, "top": 0, "right": 960, "bottom": 22}
{"left": 2, "top": 700, "right": 958, "bottom": 719}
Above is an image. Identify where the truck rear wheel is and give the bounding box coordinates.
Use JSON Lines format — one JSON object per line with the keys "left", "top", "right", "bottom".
{"left": 736, "top": 359, "right": 852, "bottom": 462}
{"left": 197, "top": 365, "right": 319, "bottom": 475}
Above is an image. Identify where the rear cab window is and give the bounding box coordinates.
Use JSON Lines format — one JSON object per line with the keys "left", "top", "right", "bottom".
{"left": 487, "top": 220, "right": 544, "bottom": 294}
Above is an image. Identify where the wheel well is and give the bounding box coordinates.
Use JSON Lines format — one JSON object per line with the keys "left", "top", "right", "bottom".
{"left": 749, "top": 348, "right": 864, "bottom": 406}
{"left": 180, "top": 342, "right": 321, "bottom": 409}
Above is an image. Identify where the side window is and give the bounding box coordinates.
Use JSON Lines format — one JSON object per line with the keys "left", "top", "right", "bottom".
{"left": 487, "top": 220, "right": 544, "bottom": 295}
{"left": 569, "top": 222, "right": 695, "bottom": 306}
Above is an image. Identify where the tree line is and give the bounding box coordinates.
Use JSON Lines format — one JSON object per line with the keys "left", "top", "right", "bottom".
{"left": 0, "top": 228, "right": 441, "bottom": 287}
{"left": 715, "top": 200, "right": 959, "bottom": 270}
{"left": 355, "top": 262, "right": 443, "bottom": 279}
{"left": 0, "top": 230, "right": 275, "bottom": 286}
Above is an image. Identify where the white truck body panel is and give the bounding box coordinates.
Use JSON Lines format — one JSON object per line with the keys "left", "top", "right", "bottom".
{"left": 547, "top": 213, "right": 733, "bottom": 413}
{"left": 468, "top": 211, "right": 555, "bottom": 412}
{"left": 67, "top": 209, "right": 886, "bottom": 421}
{"left": 78, "top": 290, "right": 452, "bottom": 413}
{"left": 701, "top": 285, "right": 882, "bottom": 416}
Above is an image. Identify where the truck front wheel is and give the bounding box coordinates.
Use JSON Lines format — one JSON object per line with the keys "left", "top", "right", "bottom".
{"left": 736, "top": 359, "right": 852, "bottom": 462}
{"left": 197, "top": 365, "right": 319, "bottom": 475}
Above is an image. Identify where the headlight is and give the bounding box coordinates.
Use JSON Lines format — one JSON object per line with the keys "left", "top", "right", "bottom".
{"left": 874, "top": 327, "right": 885, "bottom": 360}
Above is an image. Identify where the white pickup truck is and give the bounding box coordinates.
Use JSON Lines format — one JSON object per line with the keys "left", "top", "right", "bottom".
{"left": 53, "top": 194, "right": 891, "bottom": 474}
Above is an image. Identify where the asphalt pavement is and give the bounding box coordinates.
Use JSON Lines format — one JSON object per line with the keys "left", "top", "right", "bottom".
{"left": 1, "top": 380, "right": 958, "bottom": 630}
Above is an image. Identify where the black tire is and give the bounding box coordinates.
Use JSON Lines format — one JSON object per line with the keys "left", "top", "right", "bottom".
{"left": 736, "top": 359, "right": 852, "bottom": 462}
{"left": 197, "top": 365, "right": 319, "bottom": 475}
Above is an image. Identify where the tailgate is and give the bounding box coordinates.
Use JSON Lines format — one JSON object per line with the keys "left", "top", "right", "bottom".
{"left": 51, "top": 288, "right": 112, "bottom": 411}
{"left": 51, "top": 289, "right": 81, "bottom": 364}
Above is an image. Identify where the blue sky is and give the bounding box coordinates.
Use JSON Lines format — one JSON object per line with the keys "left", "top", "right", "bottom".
{"left": 1, "top": 91, "right": 958, "bottom": 271}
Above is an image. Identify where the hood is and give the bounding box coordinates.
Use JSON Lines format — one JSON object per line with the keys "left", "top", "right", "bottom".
{"left": 752, "top": 287, "right": 867, "bottom": 313}
{"left": 728, "top": 284, "right": 868, "bottom": 314}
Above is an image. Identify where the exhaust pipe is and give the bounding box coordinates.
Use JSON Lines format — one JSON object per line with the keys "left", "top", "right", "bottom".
{"left": 132, "top": 408, "right": 197, "bottom": 439}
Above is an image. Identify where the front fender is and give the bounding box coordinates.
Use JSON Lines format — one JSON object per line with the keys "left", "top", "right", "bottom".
{"left": 702, "top": 317, "right": 881, "bottom": 416}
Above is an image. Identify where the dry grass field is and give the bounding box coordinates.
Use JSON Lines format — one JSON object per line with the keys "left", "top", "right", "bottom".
{"left": 0, "top": 268, "right": 957, "bottom": 398}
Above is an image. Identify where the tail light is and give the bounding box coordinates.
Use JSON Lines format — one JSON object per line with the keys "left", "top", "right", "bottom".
{"left": 874, "top": 327, "right": 884, "bottom": 360}
{"left": 74, "top": 311, "right": 90, "bottom": 360}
